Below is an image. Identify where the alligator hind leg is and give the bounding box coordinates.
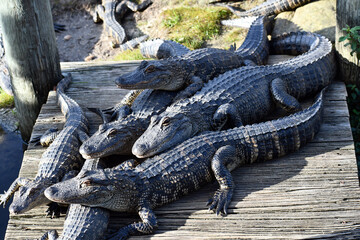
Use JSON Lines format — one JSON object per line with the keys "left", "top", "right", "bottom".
{"left": 0, "top": 177, "right": 29, "bottom": 207}
{"left": 212, "top": 103, "right": 243, "bottom": 131}
{"left": 270, "top": 78, "right": 302, "bottom": 112}
{"left": 207, "top": 145, "right": 237, "bottom": 216}
{"left": 107, "top": 204, "right": 157, "bottom": 239}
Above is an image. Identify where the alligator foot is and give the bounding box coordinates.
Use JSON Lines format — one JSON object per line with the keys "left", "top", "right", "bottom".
{"left": 207, "top": 188, "right": 233, "bottom": 216}
{"left": 107, "top": 205, "right": 157, "bottom": 239}
{"left": 46, "top": 202, "right": 68, "bottom": 218}
{"left": 0, "top": 177, "right": 29, "bottom": 207}
{"left": 53, "top": 23, "right": 66, "bottom": 32}
{"left": 207, "top": 145, "right": 237, "bottom": 215}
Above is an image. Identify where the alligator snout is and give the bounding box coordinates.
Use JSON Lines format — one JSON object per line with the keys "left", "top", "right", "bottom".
{"left": 79, "top": 144, "right": 95, "bottom": 159}
{"left": 44, "top": 186, "right": 59, "bottom": 201}
{"left": 132, "top": 143, "right": 148, "bottom": 158}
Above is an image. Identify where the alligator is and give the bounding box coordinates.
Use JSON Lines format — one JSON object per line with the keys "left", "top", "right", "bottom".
{"left": 219, "top": 0, "right": 313, "bottom": 28}
{"left": 115, "top": 16, "right": 271, "bottom": 101}
{"left": 131, "top": 31, "right": 336, "bottom": 158}
{"left": 93, "top": 0, "right": 152, "bottom": 46}
{"left": 40, "top": 158, "right": 111, "bottom": 240}
{"left": 0, "top": 73, "right": 89, "bottom": 214}
{"left": 45, "top": 89, "right": 325, "bottom": 239}
{"left": 79, "top": 16, "right": 271, "bottom": 159}
{"left": 140, "top": 39, "right": 191, "bottom": 59}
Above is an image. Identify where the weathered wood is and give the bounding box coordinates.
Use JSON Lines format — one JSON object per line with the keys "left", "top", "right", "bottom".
{"left": 335, "top": 0, "right": 360, "bottom": 85}
{"left": 4, "top": 57, "right": 360, "bottom": 239}
{"left": 0, "top": 0, "right": 62, "bottom": 141}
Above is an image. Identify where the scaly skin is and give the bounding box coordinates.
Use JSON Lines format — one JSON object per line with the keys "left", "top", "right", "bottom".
{"left": 40, "top": 159, "right": 110, "bottom": 240}
{"left": 140, "top": 39, "right": 191, "bottom": 59}
{"left": 93, "top": 0, "right": 152, "bottom": 45}
{"left": 132, "top": 32, "right": 336, "bottom": 158}
{"left": 115, "top": 16, "right": 270, "bottom": 98}
{"left": 45, "top": 90, "right": 325, "bottom": 239}
{"left": 79, "top": 16, "right": 270, "bottom": 159}
{"left": 218, "top": 0, "right": 313, "bottom": 17}
{"left": 80, "top": 89, "right": 178, "bottom": 159}
{"left": 0, "top": 74, "right": 89, "bottom": 214}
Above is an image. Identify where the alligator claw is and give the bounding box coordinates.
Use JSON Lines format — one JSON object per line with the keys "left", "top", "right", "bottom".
{"left": 46, "top": 202, "right": 62, "bottom": 218}
{"left": 207, "top": 188, "right": 233, "bottom": 216}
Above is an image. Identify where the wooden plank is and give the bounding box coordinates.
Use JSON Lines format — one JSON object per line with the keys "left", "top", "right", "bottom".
{"left": 5, "top": 57, "right": 360, "bottom": 239}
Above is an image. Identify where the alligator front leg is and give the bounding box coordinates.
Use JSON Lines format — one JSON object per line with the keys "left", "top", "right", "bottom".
{"left": 93, "top": 4, "right": 105, "bottom": 23}
{"left": 212, "top": 103, "right": 243, "bottom": 131}
{"left": 173, "top": 76, "right": 204, "bottom": 102}
{"left": 207, "top": 145, "right": 237, "bottom": 216}
{"left": 0, "top": 177, "right": 29, "bottom": 207}
{"left": 108, "top": 205, "right": 158, "bottom": 239}
{"left": 271, "top": 78, "right": 302, "bottom": 112}
{"left": 120, "top": 0, "right": 153, "bottom": 13}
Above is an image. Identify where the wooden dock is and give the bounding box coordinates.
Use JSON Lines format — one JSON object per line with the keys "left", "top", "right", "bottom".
{"left": 5, "top": 57, "right": 360, "bottom": 239}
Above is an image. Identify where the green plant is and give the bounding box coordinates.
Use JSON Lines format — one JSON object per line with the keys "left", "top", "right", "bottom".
{"left": 339, "top": 25, "right": 360, "bottom": 63}
{"left": 111, "top": 49, "right": 148, "bottom": 61}
{"left": 161, "top": 7, "right": 231, "bottom": 49}
{"left": 0, "top": 87, "right": 14, "bottom": 108}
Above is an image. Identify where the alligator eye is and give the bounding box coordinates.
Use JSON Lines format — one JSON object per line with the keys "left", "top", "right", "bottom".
{"left": 161, "top": 117, "right": 171, "bottom": 126}
{"left": 80, "top": 179, "right": 92, "bottom": 188}
{"left": 108, "top": 128, "right": 117, "bottom": 137}
{"left": 145, "top": 65, "right": 156, "bottom": 73}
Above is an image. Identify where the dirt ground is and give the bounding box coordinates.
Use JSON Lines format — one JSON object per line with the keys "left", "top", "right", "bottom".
{"left": 51, "top": 0, "right": 177, "bottom": 62}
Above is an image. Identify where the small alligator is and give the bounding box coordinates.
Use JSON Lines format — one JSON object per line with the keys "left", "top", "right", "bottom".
{"left": 45, "top": 89, "right": 325, "bottom": 239}
{"left": 219, "top": 0, "right": 313, "bottom": 28}
{"left": 93, "top": 0, "right": 152, "bottom": 46}
{"left": 0, "top": 73, "right": 89, "bottom": 214}
{"left": 140, "top": 39, "right": 191, "bottom": 59}
{"left": 40, "top": 158, "right": 110, "bottom": 240}
{"left": 132, "top": 31, "right": 336, "bottom": 158}
{"left": 79, "top": 16, "right": 271, "bottom": 159}
{"left": 115, "top": 16, "right": 271, "bottom": 100}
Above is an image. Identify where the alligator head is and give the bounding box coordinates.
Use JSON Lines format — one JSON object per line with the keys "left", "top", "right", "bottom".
{"left": 115, "top": 60, "right": 186, "bottom": 91}
{"left": 44, "top": 167, "right": 138, "bottom": 212}
{"left": 9, "top": 178, "right": 51, "bottom": 214}
{"left": 79, "top": 116, "right": 143, "bottom": 159}
{"left": 132, "top": 112, "right": 194, "bottom": 158}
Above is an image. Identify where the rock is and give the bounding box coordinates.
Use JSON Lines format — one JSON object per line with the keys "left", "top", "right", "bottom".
{"left": 272, "top": 0, "right": 336, "bottom": 43}
{"left": 64, "top": 35, "right": 72, "bottom": 41}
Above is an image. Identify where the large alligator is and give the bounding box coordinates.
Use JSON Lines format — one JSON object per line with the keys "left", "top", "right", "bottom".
{"left": 45, "top": 89, "right": 325, "bottom": 239}
{"left": 79, "top": 16, "right": 271, "bottom": 159}
{"left": 40, "top": 158, "right": 110, "bottom": 240}
{"left": 93, "top": 0, "right": 152, "bottom": 46}
{"left": 0, "top": 74, "right": 89, "bottom": 214}
{"left": 115, "top": 16, "right": 271, "bottom": 101}
{"left": 131, "top": 31, "right": 336, "bottom": 158}
{"left": 219, "top": 0, "right": 313, "bottom": 28}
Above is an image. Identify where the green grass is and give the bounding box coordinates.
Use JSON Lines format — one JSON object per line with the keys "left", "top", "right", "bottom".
{"left": 0, "top": 87, "right": 14, "bottom": 108}
{"left": 161, "top": 7, "right": 231, "bottom": 49}
{"left": 111, "top": 49, "right": 148, "bottom": 61}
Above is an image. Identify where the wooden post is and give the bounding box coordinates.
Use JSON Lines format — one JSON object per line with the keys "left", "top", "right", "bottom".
{"left": 0, "top": 0, "right": 62, "bottom": 141}
{"left": 335, "top": 0, "right": 360, "bottom": 86}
